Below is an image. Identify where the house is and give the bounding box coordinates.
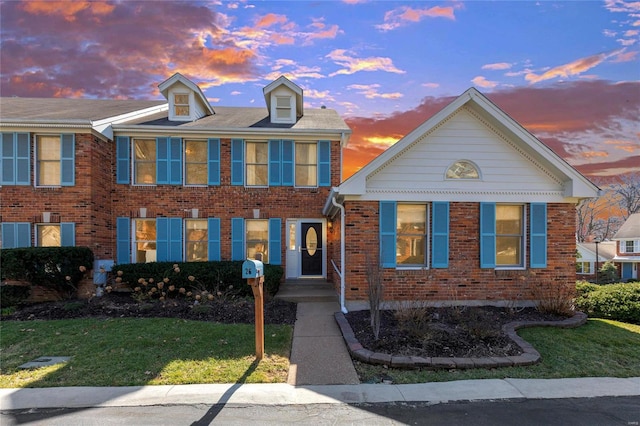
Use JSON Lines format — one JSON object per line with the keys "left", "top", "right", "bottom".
{"left": 576, "top": 241, "right": 616, "bottom": 281}
{"left": 323, "top": 88, "right": 599, "bottom": 311}
{"left": 612, "top": 213, "right": 640, "bottom": 280}
{"left": 0, "top": 73, "right": 351, "bottom": 284}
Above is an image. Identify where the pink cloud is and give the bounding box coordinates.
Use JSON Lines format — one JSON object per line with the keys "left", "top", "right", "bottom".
{"left": 376, "top": 5, "right": 457, "bottom": 31}
{"left": 525, "top": 51, "right": 620, "bottom": 84}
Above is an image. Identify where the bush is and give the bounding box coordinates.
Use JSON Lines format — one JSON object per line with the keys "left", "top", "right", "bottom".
{"left": 0, "top": 285, "right": 30, "bottom": 308}
{"left": 575, "top": 282, "right": 640, "bottom": 324}
{"left": 0, "top": 247, "right": 93, "bottom": 299}
{"left": 597, "top": 261, "right": 619, "bottom": 284}
{"left": 576, "top": 280, "right": 600, "bottom": 297}
{"left": 112, "top": 261, "right": 283, "bottom": 300}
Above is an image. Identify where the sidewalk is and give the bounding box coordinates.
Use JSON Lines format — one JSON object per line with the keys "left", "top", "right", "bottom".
{"left": 1, "top": 378, "right": 639, "bottom": 410}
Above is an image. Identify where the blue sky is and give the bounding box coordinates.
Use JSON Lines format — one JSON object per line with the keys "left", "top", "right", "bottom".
{"left": 0, "top": 0, "right": 638, "bottom": 178}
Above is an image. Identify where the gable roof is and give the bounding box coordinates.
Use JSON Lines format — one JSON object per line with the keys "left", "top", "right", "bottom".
{"left": 577, "top": 241, "right": 617, "bottom": 261}
{"left": 158, "top": 72, "right": 214, "bottom": 116}
{"left": 613, "top": 213, "right": 640, "bottom": 240}
{"left": 336, "top": 87, "right": 599, "bottom": 200}
{"left": 263, "top": 75, "right": 304, "bottom": 118}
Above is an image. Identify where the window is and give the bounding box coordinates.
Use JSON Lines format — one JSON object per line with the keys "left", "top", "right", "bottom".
{"left": 446, "top": 160, "right": 480, "bottom": 179}
{"left": 379, "top": 201, "right": 449, "bottom": 269}
{"left": 36, "top": 135, "right": 61, "bottom": 186}
{"left": 496, "top": 205, "right": 524, "bottom": 267}
{"left": 396, "top": 204, "right": 427, "bottom": 266}
{"left": 576, "top": 261, "right": 592, "bottom": 274}
{"left": 623, "top": 240, "right": 640, "bottom": 253}
{"left": 275, "top": 96, "right": 292, "bottom": 120}
{"left": 37, "top": 224, "right": 61, "bottom": 247}
{"left": 185, "top": 219, "right": 207, "bottom": 261}
{"left": 184, "top": 140, "right": 207, "bottom": 185}
{"left": 174, "top": 93, "right": 190, "bottom": 117}
{"left": 246, "top": 219, "right": 269, "bottom": 263}
{"left": 295, "top": 143, "right": 318, "bottom": 187}
{"left": 246, "top": 142, "right": 268, "bottom": 186}
{"left": 134, "top": 219, "right": 157, "bottom": 263}
{"left": 134, "top": 139, "right": 156, "bottom": 184}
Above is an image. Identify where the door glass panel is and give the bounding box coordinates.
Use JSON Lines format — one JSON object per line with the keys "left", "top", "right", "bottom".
{"left": 305, "top": 226, "right": 318, "bottom": 256}
{"left": 289, "top": 223, "right": 296, "bottom": 250}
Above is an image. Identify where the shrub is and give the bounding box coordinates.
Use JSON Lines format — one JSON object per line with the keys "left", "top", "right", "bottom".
{"left": 0, "top": 284, "right": 30, "bottom": 308}
{"left": 531, "top": 279, "right": 574, "bottom": 317}
{"left": 112, "top": 261, "right": 283, "bottom": 300}
{"left": 575, "top": 282, "right": 640, "bottom": 324}
{"left": 0, "top": 247, "right": 93, "bottom": 299}
{"left": 576, "top": 280, "right": 600, "bottom": 297}
{"left": 598, "top": 261, "right": 619, "bottom": 284}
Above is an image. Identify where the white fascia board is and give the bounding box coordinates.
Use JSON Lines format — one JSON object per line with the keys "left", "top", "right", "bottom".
{"left": 111, "top": 124, "right": 345, "bottom": 140}
{"left": 92, "top": 104, "right": 168, "bottom": 139}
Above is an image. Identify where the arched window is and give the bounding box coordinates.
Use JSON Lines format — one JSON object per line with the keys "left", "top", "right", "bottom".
{"left": 446, "top": 160, "right": 480, "bottom": 179}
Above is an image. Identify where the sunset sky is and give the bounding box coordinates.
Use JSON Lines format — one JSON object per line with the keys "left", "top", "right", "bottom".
{"left": 1, "top": 0, "right": 638, "bottom": 180}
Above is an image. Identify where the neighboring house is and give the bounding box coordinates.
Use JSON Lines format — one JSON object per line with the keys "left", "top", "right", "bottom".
{"left": 576, "top": 241, "right": 616, "bottom": 281}
{"left": 612, "top": 213, "right": 640, "bottom": 280}
{"left": 0, "top": 73, "right": 351, "bottom": 283}
{"left": 323, "top": 88, "right": 599, "bottom": 311}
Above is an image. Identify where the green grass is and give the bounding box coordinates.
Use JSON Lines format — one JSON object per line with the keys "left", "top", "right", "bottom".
{"left": 0, "top": 318, "right": 292, "bottom": 388}
{"left": 355, "top": 319, "right": 640, "bottom": 384}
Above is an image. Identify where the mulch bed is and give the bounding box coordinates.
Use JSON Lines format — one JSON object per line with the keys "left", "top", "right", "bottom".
{"left": 345, "top": 306, "right": 567, "bottom": 358}
{"left": 3, "top": 292, "right": 298, "bottom": 325}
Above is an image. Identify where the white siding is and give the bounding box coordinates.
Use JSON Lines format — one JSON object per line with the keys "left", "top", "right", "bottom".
{"left": 365, "top": 108, "right": 564, "bottom": 201}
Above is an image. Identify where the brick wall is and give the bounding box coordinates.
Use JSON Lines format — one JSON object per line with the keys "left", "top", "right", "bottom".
{"left": 338, "top": 201, "right": 577, "bottom": 304}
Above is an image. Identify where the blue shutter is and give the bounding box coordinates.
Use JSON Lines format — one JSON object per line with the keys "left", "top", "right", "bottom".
{"left": 480, "top": 202, "right": 496, "bottom": 268}
{"left": 208, "top": 218, "right": 221, "bottom": 261}
{"left": 1, "top": 223, "right": 16, "bottom": 248}
{"left": 268, "top": 140, "right": 281, "bottom": 186}
{"left": 169, "top": 137, "right": 182, "bottom": 184}
{"left": 269, "top": 218, "right": 282, "bottom": 265}
{"left": 116, "top": 136, "right": 130, "bottom": 184}
{"left": 282, "top": 140, "right": 293, "bottom": 186}
{"left": 16, "top": 223, "right": 31, "bottom": 248}
{"left": 157, "top": 217, "right": 182, "bottom": 261}
{"left": 16, "top": 133, "right": 30, "bottom": 185}
{"left": 1, "top": 133, "right": 15, "bottom": 185}
{"left": 156, "top": 137, "right": 169, "bottom": 184}
{"left": 207, "top": 138, "right": 220, "bottom": 186}
{"left": 379, "top": 201, "right": 397, "bottom": 268}
{"left": 231, "top": 218, "right": 245, "bottom": 260}
{"left": 1, "top": 133, "right": 30, "bottom": 185}
{"left": 318, "top": 140, "right": 331, "bottom": 187}
{"left": 231, "top": 139, "right": 244, "bottom": 185}
{"left": 530, "top": 203, "right": 547, "bottom": 268}
{"left": 432, "top": 202, "right": 449, "bottom": 268}
{"left": 60, "top": 134, "right": 75, "bottom": 186}
{"left": 116, "top": 217, "right": 131, "bottom": 264}
{"left": 60, "top": 223, "right": 75, "bottom": 247}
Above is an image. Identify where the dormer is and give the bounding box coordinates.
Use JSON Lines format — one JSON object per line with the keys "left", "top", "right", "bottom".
{"left": 263, "top": 76, "right": 303, "bottom": 124}
{"left": 158, "top": 73, "right": 214, "bottom": 122}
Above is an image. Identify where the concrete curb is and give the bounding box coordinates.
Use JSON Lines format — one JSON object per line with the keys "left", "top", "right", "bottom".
{"left": 335, "top": 311, "right": 588, "bottom": 370}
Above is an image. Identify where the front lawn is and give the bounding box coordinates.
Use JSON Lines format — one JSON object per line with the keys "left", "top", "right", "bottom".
{"left": 0, "top": 318, "right": 292, "bottom": 388}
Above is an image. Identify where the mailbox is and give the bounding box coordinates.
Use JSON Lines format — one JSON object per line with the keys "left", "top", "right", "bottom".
{"left": 242, "top": 259, "right": 264, "bottom": 279}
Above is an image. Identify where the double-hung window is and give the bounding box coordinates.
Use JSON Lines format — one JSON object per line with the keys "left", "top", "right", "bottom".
{"left": 246, "top": 219, "right": 269, "bottom": 263}
{"left": 295, "top": 143, "right": 317, "bottom": 187}
{"left": 623, "top": 240, "right": 640, "bottom": 253}
{"left": 134, "top": 219, "right": 157, "bottom": 263}
{"left": 35, "top": 134, "right": 74, "bottom": 187}
{"left": 174, "top": 93, "right": 190, "bottom": 117}
{"left": 576, "top": 261, "right": 593, "bottom": 274}
{"left": 185, "top": 219, "right": 208, "bottom": 261}
{"left": 495, "top": 205, "right": 524, "bottom": 267}
{"left": 184, "top": 140, "right": 207, "bottom": 185}
{"left": 134, "top": 139, "right": 156, "bottom": 185}
{"left": 396, "top": 204, "right": 428, "bottom": 266}
{"left": 35, "top": 223, "right": 75, "bottom": 247}
{"left": 246, "top": 142, "right": 268, "bottom": 186}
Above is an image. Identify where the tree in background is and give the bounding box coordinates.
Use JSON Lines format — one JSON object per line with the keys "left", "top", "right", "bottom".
{"left": 610, "top": 172, "right": 640, "bottom": 220}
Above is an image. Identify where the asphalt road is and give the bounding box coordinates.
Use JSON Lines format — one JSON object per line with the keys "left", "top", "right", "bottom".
{"left": 2, "top": 396, "right": 638, "bottom": 425}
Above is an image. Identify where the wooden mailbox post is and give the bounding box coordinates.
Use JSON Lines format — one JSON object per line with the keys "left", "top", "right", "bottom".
{"left": 242, "top": 259, "right": 265, "bottom": 360}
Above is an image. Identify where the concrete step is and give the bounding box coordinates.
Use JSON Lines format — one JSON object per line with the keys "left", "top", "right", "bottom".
{"left": 275, "top": 280, "right": 338, "bottom": 303}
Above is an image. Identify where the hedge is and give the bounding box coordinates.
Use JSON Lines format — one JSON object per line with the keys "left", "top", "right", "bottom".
{"left": 575, "top": 281, "right": 640, "bottom": 324}
{"left": 112, "top": 261, "right": 283, "bottom": 299}
{"left": 0, "top": 247, "right": 94, "bottom": 299}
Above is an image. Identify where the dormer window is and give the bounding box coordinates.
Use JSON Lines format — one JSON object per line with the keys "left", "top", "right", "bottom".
{"left": 174, "top": 93, "right": 190, "bottom": 117}
{"left": 276, "top": 96, "right": 292, "bottom": 120}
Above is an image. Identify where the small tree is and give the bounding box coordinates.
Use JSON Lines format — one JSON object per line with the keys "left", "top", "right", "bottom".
{"left": 366, "top": 254, "right": 383, "bottom": 340}
{"left": 598, "top": 261, "right": 619, "bottom": 284}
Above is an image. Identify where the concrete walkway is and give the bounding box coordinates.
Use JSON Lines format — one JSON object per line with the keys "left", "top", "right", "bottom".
{"left": 287, "top": 301, "right": 359, "bottom": 385}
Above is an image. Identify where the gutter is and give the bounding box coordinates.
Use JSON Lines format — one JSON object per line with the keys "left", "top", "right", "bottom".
{"left": 331, "top": 195, "right": 348, "bottom": 314}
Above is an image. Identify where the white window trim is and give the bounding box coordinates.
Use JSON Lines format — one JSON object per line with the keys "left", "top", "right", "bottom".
{"left": 577, "top": 261, "right": 593, "bottom": 275}
{"left": 183, "top": 139, "right": 208, "bottom": 187}
{"left": 294, "top": 142, "right": 318, "bottom": 188}
{"left": 170, "top": 91, "right": 193, "bottom": 121}
{"left": 495, "top": 204, "right": 527, "bottom": 270}
{"left": 131, "top": 138, "right": 157, "bottom": 186}
{"left": 34, "top": 134, "right": 61, "bottom": 188}
{"left": 245, "top": 141, "right": 269, "bottom": 188}
{"left": 395, "top": 203, "right": 430, "bottom": 269}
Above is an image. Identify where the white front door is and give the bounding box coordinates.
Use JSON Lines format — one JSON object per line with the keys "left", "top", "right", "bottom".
{"left": 285, "top": 219, "right": 325, "bottom": 279}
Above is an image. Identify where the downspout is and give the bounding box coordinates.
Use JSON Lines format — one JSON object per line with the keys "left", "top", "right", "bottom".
{"left": 332, "top": 196, "right": 347, "bottom": 313}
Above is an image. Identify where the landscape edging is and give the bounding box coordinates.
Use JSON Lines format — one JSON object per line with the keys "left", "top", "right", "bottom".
{"left": 334, "top": 310, "right": 588, "bottom": 370}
